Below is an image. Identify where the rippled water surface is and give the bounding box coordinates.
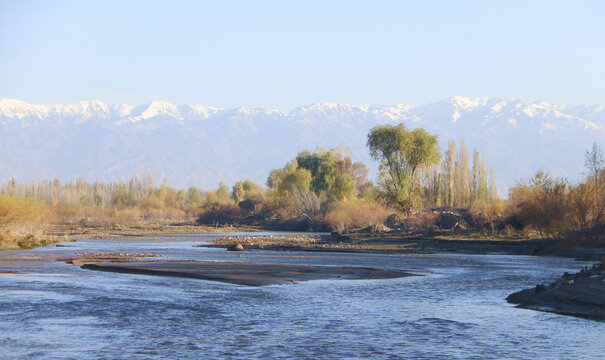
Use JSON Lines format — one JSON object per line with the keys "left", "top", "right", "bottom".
{"left": 1, "top": 233, "right": 603, "bottom": 359}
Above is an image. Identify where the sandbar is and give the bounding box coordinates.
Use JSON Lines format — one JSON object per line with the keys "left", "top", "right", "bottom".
{"left": 80, "top": 260, "right": 413, "bottom": 286}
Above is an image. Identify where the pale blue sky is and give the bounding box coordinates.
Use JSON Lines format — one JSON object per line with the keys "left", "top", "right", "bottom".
{"left": 1, "top": 0, "right": 604, "bottom": 109}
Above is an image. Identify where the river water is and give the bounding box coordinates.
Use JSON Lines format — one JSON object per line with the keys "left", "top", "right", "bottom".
{"left": 0, "top": 233, "right": 603, "bottom": 359}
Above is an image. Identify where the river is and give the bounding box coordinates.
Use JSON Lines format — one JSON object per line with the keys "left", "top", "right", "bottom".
{"left": 0, "top": 233, "right": 603, "bottom": 359}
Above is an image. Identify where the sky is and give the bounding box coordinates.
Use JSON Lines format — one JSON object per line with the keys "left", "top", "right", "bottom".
{"left": 1, "top": 0, "right": 604, "bottom": 109}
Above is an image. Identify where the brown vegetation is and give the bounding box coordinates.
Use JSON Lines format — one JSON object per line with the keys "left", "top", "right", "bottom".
{"left": 325, "top": 199, "right": 393, "bottom": 233}
{"left": 0, "top": 194, "right": 66, "bottom": 249}
{"left": 1, "top": 126, "right": 603, "bottom": 253}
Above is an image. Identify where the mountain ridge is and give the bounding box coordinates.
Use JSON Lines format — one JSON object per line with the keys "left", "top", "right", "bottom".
{"left": 1, "top": 97, "right": 603, "bottom": 195}
{"left": 3, "top": 96, "right": 604, "bottom": 125}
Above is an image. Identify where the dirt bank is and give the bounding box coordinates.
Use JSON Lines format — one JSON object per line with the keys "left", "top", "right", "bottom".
{"left": 507, "top": 262, "right": 605, "bottom": 321}
{"left": 201, "top": 234, "right": 421, "bottom": 253}
{"left": 203, "top": 233, "right": 598, "bottom": 257}
{"left": 45, "top": 222, "right": 256, "bottom": 239}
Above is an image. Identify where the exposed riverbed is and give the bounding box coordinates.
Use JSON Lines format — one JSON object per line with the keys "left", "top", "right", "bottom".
{"left": 0, "top": 232, "right": 603, "bottom": 359}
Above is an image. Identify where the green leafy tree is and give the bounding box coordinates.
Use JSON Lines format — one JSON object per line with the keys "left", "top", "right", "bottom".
{"left": 111, "top": 187, "right": 137, "bottom": 208}
{"left": 232, "top": 182, "right": 245, "bottom": 203}
{"left": 296, "top": 150, "right": 336, "bottom": 194}
{"left": 367, "top": 124, "right": 440, "bottom": 209}
{"left": 186, "top": 187, "right": 202, "bottom": 205}
{"left": 332, "top": 174, "right": 355, "bottom": 201}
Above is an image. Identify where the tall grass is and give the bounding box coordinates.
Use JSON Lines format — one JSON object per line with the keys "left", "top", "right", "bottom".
{"left": 0, "top": 195, "right": 65, "bottom": 249}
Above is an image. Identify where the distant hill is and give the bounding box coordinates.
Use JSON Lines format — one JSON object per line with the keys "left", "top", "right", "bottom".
{"left": 1, "top": 96, "right": 603, "bottom": 195}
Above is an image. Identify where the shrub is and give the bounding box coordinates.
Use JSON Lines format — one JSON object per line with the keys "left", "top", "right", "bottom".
{"left": 197, "top": 203, "right": 242, "bottom": 225}
{"left": 325, "top": 199, "right": 392, "bottom": 233}
{"left": 470, "top": 200, "right": 506, "bottom": 233}
{"left": 0, "top": 195, "right": 51, "bottom": 227}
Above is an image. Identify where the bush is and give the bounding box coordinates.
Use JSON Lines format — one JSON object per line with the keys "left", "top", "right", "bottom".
{"left": 470, "top": 200, "right": 506, "bottom": 233}
{"left": 325, "top": 199, "right": 392, "bottom": 233}
{"left": 385, "top": 209, "right": 441, "bottom": 231}
{"left": 0, "top": 230, "right": 66, "bottom": 250}
{"left": 0, "top": 195, "right": 51, "bottom": 227}
{"left": 197, "top": 203, "right": 242, "bottom": 225}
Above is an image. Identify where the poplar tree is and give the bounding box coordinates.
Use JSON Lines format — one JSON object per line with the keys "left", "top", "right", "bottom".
{"left": 442, "top": 140, "right": 456, "bottom": 207}
{"left": 471, "top": 150, "right": 479, "bottom": 203}
{"left": 478, "top": 153, "right": 488, "bottom": 202}
{"left": 489, "top": 162, "right": 498, "bottom": 200}
{"left": 458, "top": 139, "right": 471, "bottom": 207}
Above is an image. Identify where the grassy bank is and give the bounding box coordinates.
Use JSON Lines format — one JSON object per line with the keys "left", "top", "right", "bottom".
{"left": 0, "top": 230, "right": 69, "bottom": 250}
{"left": 45, "top": 220, "right": 258, "bottom": 239}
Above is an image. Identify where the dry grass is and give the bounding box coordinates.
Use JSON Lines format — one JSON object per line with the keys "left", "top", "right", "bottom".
{"left": 0, "top": 229, "right": 69, "bottom": 250}
{"left": 325, "top": 199, "right": 393, "bottom": 233}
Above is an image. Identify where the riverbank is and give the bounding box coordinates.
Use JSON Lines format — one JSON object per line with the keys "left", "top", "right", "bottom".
{"left": 45, "top": 221, "right": 257, "bottom": 239}
{"left": 0, "top": 221, "right": 247, "bottom": 251}
{"left": 0, "top": 230, "right": 69, "bottom": 251}
{"left": 6, "top": 219, "right": 605, "bottom": 262}
{"left": 507, "top": 262, "right": 605, "bottom": 321}
{"left": 200, "top": 232, "right": 605, "bottom": 260}
{"left": 200, "top": 234, "right": 422, "bottom": 253}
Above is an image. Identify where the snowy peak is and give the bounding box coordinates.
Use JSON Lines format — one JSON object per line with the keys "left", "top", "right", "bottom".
{"left": 0, "top": 98, "right": 51, "bottom": 120}
{"left": 1, "top": 97, "right": 604, "bottom": 128}
{"left": 178, "top": 104, "right": 223, "bottom": 120}
{"left": 127, "top": 101, "right": 182, "bottom": 123}
{"left": 0, "top": 96, "right": 604, "bottom": 194}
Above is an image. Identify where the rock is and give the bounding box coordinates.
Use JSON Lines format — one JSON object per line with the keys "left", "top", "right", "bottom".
{"left": 237, "top": 199, "right": 256, "bottom": 213}
{"left": 438, "top": 213, "right": 468, "bottom": 230}
{"left": 453, "top": 222, "right": 467, "bottom": 231}
{"left": 373, "top": 224, "right": 392, "bottom": 233}
{"left": 228, "top": 243, "right": 246, "bottom": 251}
{"left": 360, "top": 224, "right": 392, "bottom": 233}
{"left": 425, "top": 225, "right": 440, "bottom": 235}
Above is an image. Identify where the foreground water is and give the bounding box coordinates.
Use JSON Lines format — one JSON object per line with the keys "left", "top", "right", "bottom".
{"left": 0, "top": 233, "right": 603, "bottom": 359}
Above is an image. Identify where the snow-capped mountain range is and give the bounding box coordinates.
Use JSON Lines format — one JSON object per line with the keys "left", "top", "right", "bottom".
{"left": 1, "top": 96, "right": 603, "bottom": 195}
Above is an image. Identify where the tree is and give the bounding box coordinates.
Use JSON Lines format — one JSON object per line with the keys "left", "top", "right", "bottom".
{"left": 271, "top": 161, "right": 312, "bottom": 197}
{"left": 471, "top": 149, "right": 479, "bottom": 203}
{"left": 186, "top": 187, "right": 202, "bottom": 205}
{"left": 232, "top": 182, "right": 245, "bottom": 203}
{"left": 457, "top": 139, "right": 471, "bottom": 207}
{"left": 295, "top": 147, "right": 368, "bottom": 201}
{"left": 584, "top": 142, "right": 605, "bottom": 228}
{"left": 332, "top": 174, "right": 355, "bottom": 201}
{"left": 488, "top": 162, "right": 498, "bottom": 201}
{"left": 478, "top": 153, "right": 488, "bottom": 202}
{"left": 296, "top": 150, "right": 336, "bottom": 194}
{"left": 367, "top": 124, "right": 440, "bottom": 210}
{"left": 442, "top": 140, "right": 456, "bottom": 206}
{"left": 585, "top": 142, "right": 604, "bottom": 184}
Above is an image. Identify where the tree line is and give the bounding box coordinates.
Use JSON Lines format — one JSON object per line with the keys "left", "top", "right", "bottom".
{"left": 367, "top": 123, "right": 497, "bottom": 210}
{"left": 1, "top": 122, "right": 603, "bottom": 243}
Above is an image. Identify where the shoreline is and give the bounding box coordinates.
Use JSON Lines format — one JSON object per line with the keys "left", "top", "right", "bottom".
{"left": 4, "top": 222, "right": 604, "bottom": 262}
{"left": 200, "top": 232, "right": 605, "bottom": 260}
{"left": 507, "top": 262, "right": 605, "bottom": 321}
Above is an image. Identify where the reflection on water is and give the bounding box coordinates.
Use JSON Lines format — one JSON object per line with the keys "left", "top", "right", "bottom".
{"left": 0, "top": 233, "right": 603, "bottom": 359}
